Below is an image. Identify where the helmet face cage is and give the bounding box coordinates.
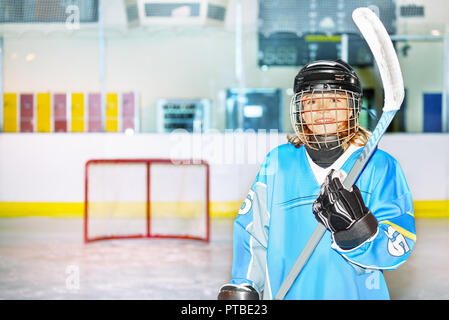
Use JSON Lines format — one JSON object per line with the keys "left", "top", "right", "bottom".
{"left": 290, "top": 88, "right": 361, "bottom": 150}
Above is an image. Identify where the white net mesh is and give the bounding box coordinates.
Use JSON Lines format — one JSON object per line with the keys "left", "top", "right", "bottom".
{"left": 85, "top": 160, "right": 209, "bottom": 242}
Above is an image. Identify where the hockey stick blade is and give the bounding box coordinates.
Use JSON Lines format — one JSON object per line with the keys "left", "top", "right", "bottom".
{"left": 275, "top": 7, "right": 404, "bottom": 300}
{"left": 352, "top": 8, "right": 404, "bottom": 113}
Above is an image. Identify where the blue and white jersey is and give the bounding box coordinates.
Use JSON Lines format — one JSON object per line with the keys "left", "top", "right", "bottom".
{"left": 229, "top": 143, "right": 416, "bottom": 300}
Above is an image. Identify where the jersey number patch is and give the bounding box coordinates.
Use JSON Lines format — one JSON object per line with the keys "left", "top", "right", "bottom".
{"left": 238, "top": 190, "right": 255, "bottom": 215}
{"left": 385, "top": 226, "right": 410, "bottom": 257}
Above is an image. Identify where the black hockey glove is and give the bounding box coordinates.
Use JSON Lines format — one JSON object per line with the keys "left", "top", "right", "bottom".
{"left": 312, "top": 169, "right": 378, "bottom": 250}
{"left": 217, "top": 283, "right": 259, "bottom": 300}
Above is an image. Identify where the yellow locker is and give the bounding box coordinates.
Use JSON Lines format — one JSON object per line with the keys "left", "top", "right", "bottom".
{"left": 3, "top": 93, "right": 18, "bottom": 132}
{"left": 37, "top": 93, "right": 51, "bottom": 132}
{"left": 71, "top": 93, "right": 85, "bottom": 132}
{"left": 106, "top": 93, "right": 118, "bottom": 132}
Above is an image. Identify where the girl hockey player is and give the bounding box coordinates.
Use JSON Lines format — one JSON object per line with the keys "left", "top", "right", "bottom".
{"left": 218, "top": 60, "right": 416, "bottom": 300}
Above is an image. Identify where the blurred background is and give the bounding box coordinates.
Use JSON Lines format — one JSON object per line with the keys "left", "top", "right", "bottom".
{"left": 0, "top": 0, "right": 448, "bottom": 300}
{"left": 1, "top": 0, "right": 448, "bottom": 134}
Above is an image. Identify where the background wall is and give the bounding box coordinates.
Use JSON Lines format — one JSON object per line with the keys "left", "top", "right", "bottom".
{"left": 2, "top": 0, "right": 448, "bottom": 133}
{"left": 0, "top": 133, "right": 448, "bottom": 218}
{"left": 1, "top": 0, "right": 449, "bottom": 218}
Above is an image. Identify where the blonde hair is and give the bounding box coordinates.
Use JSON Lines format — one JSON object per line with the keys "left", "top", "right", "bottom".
{"left": 287, "top": 126, "right": 371, "bottom": 151}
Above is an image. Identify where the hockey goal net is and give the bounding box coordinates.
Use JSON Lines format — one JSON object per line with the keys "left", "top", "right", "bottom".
{"left": 84, "top": 159, "right": 210, "bottom": 243}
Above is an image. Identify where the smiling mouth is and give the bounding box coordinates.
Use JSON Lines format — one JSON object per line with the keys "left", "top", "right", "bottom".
{"left": 313, "top": 118, "right": 336, "bottom": 125}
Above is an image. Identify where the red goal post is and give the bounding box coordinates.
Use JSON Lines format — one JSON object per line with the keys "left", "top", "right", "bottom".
{"left": 84, "top": 158, "right": 210, "bottom": 243}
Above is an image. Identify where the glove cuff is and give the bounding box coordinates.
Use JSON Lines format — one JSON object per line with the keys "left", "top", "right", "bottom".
{"left": 333, "top": 211, "right": 378, "bottom": 250}
{"left": 217, "top": 283, "right": 260, "bottom": 300}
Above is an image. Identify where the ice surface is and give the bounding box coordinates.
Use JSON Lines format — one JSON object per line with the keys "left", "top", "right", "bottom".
{"left": 0, "top": 217, "right": 232, "bottom": 299}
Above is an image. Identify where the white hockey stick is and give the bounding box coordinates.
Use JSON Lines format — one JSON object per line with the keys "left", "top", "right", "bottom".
{"left": 275, "top": 7, "right": 405, "bottom": 300}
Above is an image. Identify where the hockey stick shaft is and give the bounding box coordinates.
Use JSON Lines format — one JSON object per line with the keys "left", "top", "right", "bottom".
{"left": 274, "top": 110, "right": 397, "bottom": 300}
{"left": 342, "top": 110, "right": 396, "bottom": 188}
{"left": 274, "top": 223, "right": 326, "bottom": 300}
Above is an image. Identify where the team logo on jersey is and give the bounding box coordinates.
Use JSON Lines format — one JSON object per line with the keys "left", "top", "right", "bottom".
{"left": 384, "top": 226, "right": 410, "bottom": 257}
{"left": 238, "top": 190, "right": 255, "bottom": 215}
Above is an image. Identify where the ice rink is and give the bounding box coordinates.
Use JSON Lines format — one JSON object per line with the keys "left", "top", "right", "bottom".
{"left": 0, "top": 217, "right": 448, "bottom": 300}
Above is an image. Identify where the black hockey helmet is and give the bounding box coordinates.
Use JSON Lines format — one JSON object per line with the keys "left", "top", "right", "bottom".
{"left": 293, "top": 59, "right": 362, "bottom": 95}
{"left": 289, "top": 59, "right": 364, "bottom": 151}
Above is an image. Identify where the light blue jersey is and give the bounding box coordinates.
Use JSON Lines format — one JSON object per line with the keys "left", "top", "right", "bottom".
{"left": 229, "top": 143, "right": 416, "bottom": 300}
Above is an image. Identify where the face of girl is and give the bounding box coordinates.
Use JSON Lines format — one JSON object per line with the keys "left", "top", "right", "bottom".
{"left": 300, "top": 92, "right": 353, "bottom": 136}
